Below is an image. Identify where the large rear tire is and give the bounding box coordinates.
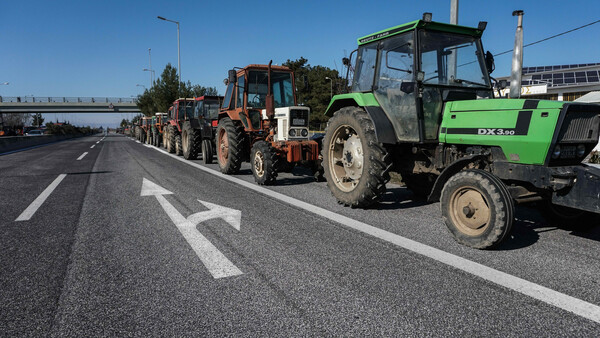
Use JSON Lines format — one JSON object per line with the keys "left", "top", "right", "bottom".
{"left": 441, "top": 169, "right": 514, "bottom": 249}
{"left": 216, "top": 117, "right": 245, "bottom": 174}
{"left": 175, "top": 134, "right": 183, "bottom": 156}
{"left": 202, "top": 139, "right": 214, "bottom": 164}
{"left": 167, "top": 125, "right": 177, "bottom": 153}
{"left": 251, "top": 141, "right": 277, "bottom": 185}
{"left": 182, "top": 123, "right": 201, "bottom": 160}
{"left": 322, "top": 107, "right": 391, "bottom": 208}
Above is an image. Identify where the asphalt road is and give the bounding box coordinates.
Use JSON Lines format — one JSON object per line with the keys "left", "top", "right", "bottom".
{"left": 1, "top": 134, "right": 599, "bottom": 336}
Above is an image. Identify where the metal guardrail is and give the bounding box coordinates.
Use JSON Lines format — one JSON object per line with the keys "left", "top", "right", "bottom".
{"left": 0, "top": 96, "right": 138, "bottom": 103}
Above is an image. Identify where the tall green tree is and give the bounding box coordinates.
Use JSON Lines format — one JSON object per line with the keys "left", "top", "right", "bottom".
{"left": 32, "top": 113, "right": 44, "bottom": 127}
{"left": 136, "top": 63, "right": 215, "bottom": 116}
{"left": 283, "top": 57, "right": 343, "bottom": 129}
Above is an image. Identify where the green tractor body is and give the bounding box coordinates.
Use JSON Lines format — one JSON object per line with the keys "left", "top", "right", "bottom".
{"left": 323, "top": 18, "right": 600, "bottom": 249}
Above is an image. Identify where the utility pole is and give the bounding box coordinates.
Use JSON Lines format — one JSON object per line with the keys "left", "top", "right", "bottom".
{"left": 448, "top": 0, "right": 459, "bottom": 80}
{"left": 509, "top": 10, "right": 525, "bottom": 98}
{"left": 148, "top": 48, "right": 153, "bottom": 85}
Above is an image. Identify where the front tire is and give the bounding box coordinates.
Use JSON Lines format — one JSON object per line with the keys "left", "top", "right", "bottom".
{"left": 216, "top": 117, "right": 245, "bottom": 174}
{"left": 167, "top": 126, "right": 177, "bottom": 153}
{"left": 441, "top": 169, "right": 514, "bottom": 249}
{"left": 322, "top": 107, "right": 390, "bottom": 208}
{"left": 251, "top": 141, "right": 277, "bottom": 185}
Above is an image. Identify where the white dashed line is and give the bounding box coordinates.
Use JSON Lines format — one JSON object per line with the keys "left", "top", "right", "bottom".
{"left": 15, "top": 174, "right": 67, "bottom": 221}
{"left": 90, "top": 145, "right": 95, "bottom": 149}
{"left": 147, "top": 144, "right": 600, "bottom": 324}
{"left": 76, "top": 152, "right": 88, "bottom": 160}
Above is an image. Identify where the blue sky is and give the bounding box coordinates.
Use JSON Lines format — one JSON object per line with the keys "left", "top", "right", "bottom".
{"left": 2, "top": 0, "right": 600, "bottom": 127}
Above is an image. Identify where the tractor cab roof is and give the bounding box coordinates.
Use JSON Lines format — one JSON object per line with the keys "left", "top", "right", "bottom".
{"left": 357, "top": 19, "right": 484, "bottom": 45}
{"left": 194, "top": 95, "right": 223, "bottom": 101}
{"left": 237, "top": 64, "right": 292, "bottom": 75}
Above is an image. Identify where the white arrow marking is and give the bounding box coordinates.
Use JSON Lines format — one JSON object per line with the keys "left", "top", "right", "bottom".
{"left": 141, "top": 178, "right": 243, "bottom": 279}
{"left": 188, "top": 200, "right": 241, "bottom": 231}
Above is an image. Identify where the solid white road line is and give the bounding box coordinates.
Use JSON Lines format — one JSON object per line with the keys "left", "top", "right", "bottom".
{"left": 15, "top": 174, "right": 67, "bottom": 221}
{"left": 90, "top": 145, "right": 95, "bottom": 149}
{"left": 147, "top": 144, "right": 600, "bottom": 324}
{"left": 76, "top": 152, "right": 88, "bottom": 160}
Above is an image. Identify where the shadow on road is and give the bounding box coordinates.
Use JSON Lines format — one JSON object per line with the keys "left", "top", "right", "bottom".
{"left": 66, "top": 171, "right": 112, "bottom": 175}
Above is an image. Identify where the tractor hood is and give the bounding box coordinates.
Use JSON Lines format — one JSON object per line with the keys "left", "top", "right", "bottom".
{"left": 447, "top": 98, "right": 565, "bottom": 112}
{"left": 440, "top": 98, "right": 566, "bottom": 165}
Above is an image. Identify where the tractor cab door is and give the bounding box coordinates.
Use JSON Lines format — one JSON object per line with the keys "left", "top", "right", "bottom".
{"left": 372, "top": 32, "right": 420, "bottom": 142}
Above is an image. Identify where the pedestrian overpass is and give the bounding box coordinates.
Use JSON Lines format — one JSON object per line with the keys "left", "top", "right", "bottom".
{"left": 0, "top": 96, "right": 140, "bottom": 113}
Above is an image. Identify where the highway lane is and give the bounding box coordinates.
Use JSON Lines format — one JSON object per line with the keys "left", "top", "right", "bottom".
{"left": 0, "top": 135, "right": 106, "bottom": 336}
{"left": 1, "top": 134, "right": 599, "bottom": 336}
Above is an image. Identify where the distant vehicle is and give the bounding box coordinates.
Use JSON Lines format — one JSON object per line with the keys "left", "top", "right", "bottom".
{"left": 25, "top": 130, "right": 44, "bottom": 136}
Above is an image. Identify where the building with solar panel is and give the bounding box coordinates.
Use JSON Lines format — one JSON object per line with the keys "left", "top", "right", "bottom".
{"left": 497, "top": 63, "right": 600, "bottom": 102}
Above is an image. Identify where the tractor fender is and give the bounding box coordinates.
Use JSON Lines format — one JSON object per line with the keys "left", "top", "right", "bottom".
{"left": 326, "top": 98, "right": 397, "bottom": 144}
{"left": 427, "top": 154, "right": 488, "bottom": 202}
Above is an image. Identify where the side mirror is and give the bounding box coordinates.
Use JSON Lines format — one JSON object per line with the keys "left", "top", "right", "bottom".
{"left": 485, "top": 51, "right": 495, "bottom": 74}
{"left": 497, "top": 79, "right": 509, "bottom": 90}
{"left": 415, "top": 71, "right": 425, "bottom": 83}
{"left": 342, "top": 57, "right": 350, "bottom": 66}
{"left": 228, "top": 69, "right": 236, "bottom": 85}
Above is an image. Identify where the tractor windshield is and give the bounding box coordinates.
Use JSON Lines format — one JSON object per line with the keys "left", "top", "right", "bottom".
{"left": 195, "top": 99, "right": 220, "bottom": 120}
{"left": 247, "top": 70, "right": 295, "bottom": 108}
{"left": 419, "top": 30, "right": 490, "bottom": 88}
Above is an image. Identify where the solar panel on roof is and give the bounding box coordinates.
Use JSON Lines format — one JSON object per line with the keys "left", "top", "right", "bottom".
{"left": 589, "top": 76, "right": 599, "bottom": 82}
{"left": 565, "top": 78, "right": 575, "bottom": 83}
{"left": 564, "top": 72, "right": 574, "bottom": 78}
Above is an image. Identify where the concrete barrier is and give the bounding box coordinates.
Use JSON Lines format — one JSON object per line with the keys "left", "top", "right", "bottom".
{"left": 0, "top": 134, "right": 84, "bottom": 154}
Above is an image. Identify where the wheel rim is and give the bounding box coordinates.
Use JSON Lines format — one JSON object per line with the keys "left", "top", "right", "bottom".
{"left": 254, "top": 150, "right": 265, "bottom": 177}
{"left": 328, "top": 125, "right": 363, "bottom": 192}
{"left": 449, "top": 187, "right": 491, "bottom": 236}
{"left": 218, "top": 128, "right": 229, "bottom": 164}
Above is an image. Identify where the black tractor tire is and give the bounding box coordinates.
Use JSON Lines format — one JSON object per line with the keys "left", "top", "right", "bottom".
{"left": 322, "top": 106, "right": 391, "bottom": 208}
{"left": 251, "top": 141, "right": 278, "bottom": 185}
{"left": 175, "top": 134, "right": 183, "bottom": 156}
{"left": 403, "top": 173, "right": 436, "bottom": 200}
{"left": 182, "top": 123, "right": 201, "bottom": 160}
{"left": 216, "top": 117, "right": 246, "bottom": 174}
{"left": 440, "top": 169, "right": 515, "bottom": 249}
{"left": 202, "top": 139, "right": 214, "bottom": 164}
{"left": 167, "top": 126, "right": 177, "bottom": 153}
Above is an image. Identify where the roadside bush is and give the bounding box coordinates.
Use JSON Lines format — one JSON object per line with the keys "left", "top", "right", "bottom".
{"left": 45, "top": 123, "right": 95, "bottom": 136}
{"left": 590, "top": 150, "right": 599, "bottom": 164}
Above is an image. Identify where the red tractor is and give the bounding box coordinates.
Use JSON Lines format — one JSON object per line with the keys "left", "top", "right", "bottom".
{"left": 164, "top": 96, "right": 223, "bottom": 163}
{"left": 216, "top": 62, "right": 321, "bottom": 185}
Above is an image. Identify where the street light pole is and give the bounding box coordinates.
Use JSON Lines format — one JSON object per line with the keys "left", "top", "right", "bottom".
{"left": 148, "top": 48, "right": 153, "bottom": 84}
{"left": 157, "top": 16, "right": 181, "bottom": 91}
{"left": 143, "top": 68, "right": 155, "bottom": 87}
{"left": 325, "top": 77, "right": 333, "bottom": 99}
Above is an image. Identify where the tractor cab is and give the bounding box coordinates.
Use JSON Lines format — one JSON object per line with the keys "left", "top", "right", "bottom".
{"left": 333, "top": 18, "right": 493, "bottom": 143}
{"left": 193, "top": 95, "right": 222, "bottom": 128}
{"left": 170, "top": 98, "right": 195, "bottom": 129}
{"left": 220, "top": 64, "right": 310, "bottom": 141}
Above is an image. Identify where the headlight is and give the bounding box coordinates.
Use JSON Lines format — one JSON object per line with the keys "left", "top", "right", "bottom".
{"left": 552, "top": 145, "right": 561, "bottom": 159}
{"left": 289, "top": 129, "right": 296, "bottom": 137}
{"left": 301, "top": 129, "right": 308, "bottom": 137}
{"left": 577, "top": 144, "right": 586, "bottom": 157}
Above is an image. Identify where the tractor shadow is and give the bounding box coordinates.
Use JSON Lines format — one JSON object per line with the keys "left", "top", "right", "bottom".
{"left": 374, "top": 186, "right": 431, "bottom": 210}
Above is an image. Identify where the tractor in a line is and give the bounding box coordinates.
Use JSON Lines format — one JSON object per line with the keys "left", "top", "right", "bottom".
{"left": 216, "top": 62, "right": 322, "bottom": 185}
{"left": 322, "top": 15, "right": 600, "bottom": 249}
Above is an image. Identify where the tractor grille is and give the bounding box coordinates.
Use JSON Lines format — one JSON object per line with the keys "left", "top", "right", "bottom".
{"left": 557, "top": 108, "right": 600, "bottom": 143}
{"left": 290, "top": 109, "right": 309, "bottom": 127}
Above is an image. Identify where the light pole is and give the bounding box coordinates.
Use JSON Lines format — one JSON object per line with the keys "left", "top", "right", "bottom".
{"left": 143, "top": 68, "right": 155, "bottom": 87}
{"left": 325, "top": 77, "right": 333, "bottom": 100}
{"left": 148, "top": 48, "right": 153, "bottom": 84}
{"left": 157, "top": 16, "right": 181, "bottom": 90}
{"left": 0, "top": 82, "right": 8, "bottom": 85}
{"left": 136, "top": 84, "right": 146, "bottom": 91}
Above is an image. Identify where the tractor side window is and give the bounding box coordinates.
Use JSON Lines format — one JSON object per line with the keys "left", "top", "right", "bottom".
{"left": 222, "top": 82, "right": 234, "bottom": 110}
{"left": 194, "top": 101, "right": 203, "bottom": 119}
{"left": 352, "top": 42, "right": 378, "bottom": 92}
{"left": 237, "top": 75, "right": 245, "bottom": 108}
{"left": 374, "top": 32, "right": 419, "bottom": 142}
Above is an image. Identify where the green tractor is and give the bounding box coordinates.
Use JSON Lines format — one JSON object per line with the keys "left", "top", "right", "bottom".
{"left": 322, "top": 16, "right": 600, "bottom": 249}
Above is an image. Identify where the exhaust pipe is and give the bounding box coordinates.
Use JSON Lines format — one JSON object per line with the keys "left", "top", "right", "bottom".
{"left": 509, "top": 10, "right": 524, "bottom": 99}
